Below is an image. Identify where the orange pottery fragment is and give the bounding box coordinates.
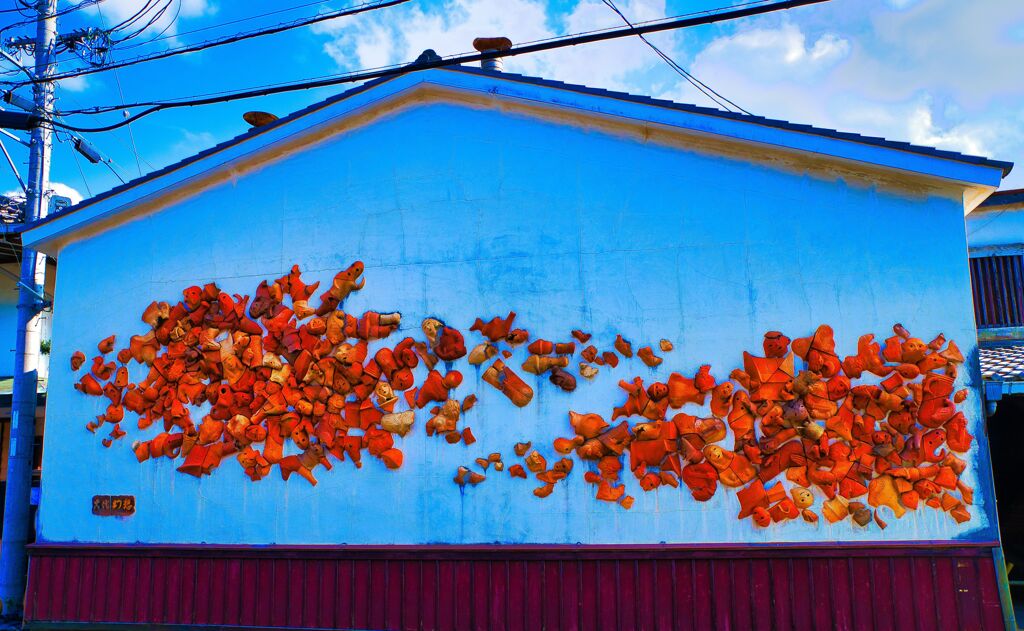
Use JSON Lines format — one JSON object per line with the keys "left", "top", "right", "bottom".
{"left": 470, "top": 312, "right": 516, "bottom": 342}
{"left": 482, "top": 360, "right": 533, "bottom": 407}
{"left": 637, "top": 346, "right": 662, "bottom": 367}
{"left": 596, "top": 481, "right": 626, "bottom": 503}
{"left": 614, "top": 334, "right": 633, "bottom": 358}
{"left": 70, "top": 351, "right": 86, "bottom": 370}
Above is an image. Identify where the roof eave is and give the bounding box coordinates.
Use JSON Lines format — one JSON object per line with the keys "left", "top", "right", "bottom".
{"left": 23, "top": 67, "right": 1012, "bottom": 254}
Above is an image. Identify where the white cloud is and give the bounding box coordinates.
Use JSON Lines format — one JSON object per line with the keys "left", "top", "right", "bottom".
{"left": 58, "top": 75, "right": 89, "bottom": 93}
{"left": 314, "top": 0, "right": 677, "bottom": 93}
{"left": 314, "top": 0, "right": 1024, "bottom": 187}
{"left": 169, "top": 130, "right": 216, "bottom": 161}
{"left": 3, "top": 182, "right": 84, "bottom": 207}
{"left": 49, "top": 182, "right": 84, "bottom": 206}
{"left": 686, "top": 0, "right": 1024, "bottom": 185}
{"left": 694, "top": 23, "right": 849, "bottom": 83}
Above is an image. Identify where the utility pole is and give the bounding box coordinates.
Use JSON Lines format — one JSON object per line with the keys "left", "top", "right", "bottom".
{"left": 0, "top": 0, "right": 56, "bottom": 618}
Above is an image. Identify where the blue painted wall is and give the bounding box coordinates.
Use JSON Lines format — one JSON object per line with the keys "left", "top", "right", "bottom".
{"left": 967, "top": 204, "right": 1024, "bottom": 250}
{"left": 38, "top": 101, "right": 994, "bottom": 545}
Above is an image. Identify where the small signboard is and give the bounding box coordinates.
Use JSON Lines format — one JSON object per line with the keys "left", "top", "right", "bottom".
{"left": 91, "top": 495, "right": 136, "bottom": 517}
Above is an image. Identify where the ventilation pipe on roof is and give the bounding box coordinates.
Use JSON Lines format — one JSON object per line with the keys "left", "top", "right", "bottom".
{"left": 472, "top": 37, "right": 512, "bottom": 72}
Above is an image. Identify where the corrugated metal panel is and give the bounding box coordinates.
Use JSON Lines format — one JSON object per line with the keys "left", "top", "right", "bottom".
{"left": 23, "top": 544, "right": 1007, "bottom": 631}
{"left": 971, "top": 254, "right": 1024, "bottom": 328}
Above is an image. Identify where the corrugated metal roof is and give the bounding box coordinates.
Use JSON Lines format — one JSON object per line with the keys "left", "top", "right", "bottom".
{"left": 979, "top": 344, "right": 1024, "bottom": 381}
{"left": 27, "top": 65, "right": 1015, "bottom": 232}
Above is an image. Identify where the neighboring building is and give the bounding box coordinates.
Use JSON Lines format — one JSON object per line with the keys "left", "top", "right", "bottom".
{"left": 17, "top": 65, "right": 1017, "bottom": 629}
{"left": 968, "top": 188, "right": 1024, "bottom": 620}
{"left": 0, "top": 230, "right": 53, "bottom": 548}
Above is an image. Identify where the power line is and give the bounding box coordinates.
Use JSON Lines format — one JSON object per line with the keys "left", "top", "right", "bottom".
{"left": 600, "top": 0, "right": 751, "bottom": 115}
{"left": 46, "top": 0, "right": 829, "bottom": 134}
{"left": 6, "top": 0, "right": 414, "bottom": 89}
{"left": 95, "top": 1, "right": 146, "bottom": 176}
{"left": 118, "top": 0, "right": 345, "bottom": 51}
{"left": 0, "top": 0, "right": 107, "bottom": 39}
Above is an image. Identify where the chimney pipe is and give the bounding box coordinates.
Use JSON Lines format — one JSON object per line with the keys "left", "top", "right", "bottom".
{"left": 472, "top": 37, "right": 512, "bottom": 72}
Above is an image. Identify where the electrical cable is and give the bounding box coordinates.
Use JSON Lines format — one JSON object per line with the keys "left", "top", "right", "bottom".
{"left": 7, "top": 0, "right": 415, "bottom": 88}
{"left": 45, "top": 0, "right": 828, "bottom": 133}
{"left": 600, "top": 0, "right": 751, "bottom": 115}
{"left": 95, "top": 2, "right": 147, "bottom": 176}
{"left": 118, "top": 0, "right": 345, "bottom": 50}
{"left": 0, "top": 0, "right": 108, "bottom": 38}
{"left": 57, "top": 85, "right": 157, "bottom": 172}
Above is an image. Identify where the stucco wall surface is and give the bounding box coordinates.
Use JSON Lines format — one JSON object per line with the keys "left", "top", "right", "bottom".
{"left": 39, "top": 102, "right": 994, "bottom": 545}
{"left": 967, "top": 205, "right": 1024, "bottom": 250}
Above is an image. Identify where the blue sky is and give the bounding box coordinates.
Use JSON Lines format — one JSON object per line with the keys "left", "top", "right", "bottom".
{"left": 1, "top": 0, "right": 1022, "bottom": 205}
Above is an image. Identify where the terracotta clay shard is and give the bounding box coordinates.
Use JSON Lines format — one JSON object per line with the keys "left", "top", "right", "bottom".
{"left": 637, "top": 346, "right": 662, "bottom": 367}
{"left": 434, "top": 326, "right": 467, "bottom": 361}
{"left": 667, "top": 372, "right": 704, "bottom": 407}
{"left": 940, "top": 340, "right": 964, "bottom": 364}
{"left": 482, "top": 360, "right": 533, "bottom": 407}
{"left": 381, "top": 410, "right": 415, "bottom": 437}
{"left": 659, "top": 339, "right": 674, "bottom": 352}
{"left": 522, "top": 354, "right": 569, "bottom": 375}
{"left": 468, "top": 342, "right": 498, "bottom": 366}
{"left": 614, "top": 334, "right": 633, "bottom": 358}
{"left": 703, "top": 444, "right": 756, "bottom": 488}
{"left": 75, "top": 373, "right": 103, "bottom": 396}
{"left": 762, "top": 331, "right": 790, "bottom": 358}
{"left": 527, "top": 339, "right": 553, "bottom": 355}
{"left": 505, "top": 329, "right": 530, "bottom": 346}
{"left": 751, "top": 506, "right": 771, "bottom": 527}
{"left": 596, "top": 481, "right": 626, "bottom": 503}
{"left": 97, "top": 335, "right": 116, "bottom": 355}
{"left": 461, "top": 427, "right": 476, "bottom": 445}
{"left": 791, "top": 324, "right": 840, "bottom": 377}
{"left": 514, "top": 441, "right": 532, "bottom": 457}
{"left": 867, "top": 475, "right": 906, "bottom": 518}
{"left": 553, "top": 437, "right": 576, "bottom": 455}
{"left": 571, "top": 411, "right": 611, "bottom": 441}
{"left": 602, "top": 352, "right": 619, "bottom": 368}
{"left": 572, "top": 330, "right": 592, "bottom": 343}
{"left": 534, "top": 483, "right": 555, "bottom": 498}
{"left": 70, "top": 351, "right": 86, "bottom": 371}
{"left": 508, "top": 464, "right": 527, "bottom": 479}
{"left": 322, "top": 261, "right": 365, "bottom": 306}
{"left": 525, "top": 451, "right": 547, "bottom": 474}
{"left": 549, "top": 367, "right": 577, "bottom": 392}
{"left": 681, "top": 463, "right": 719, "bottom": 501}
{"left": 470, "top": 311, "right": 516, "bottom": 342}
{"left": 821, "top": 497, "right": 848, "bottom": 523}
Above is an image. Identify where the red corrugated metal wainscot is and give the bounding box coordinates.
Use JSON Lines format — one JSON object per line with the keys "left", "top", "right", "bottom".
{"left": 23, "top": 541, "right": 1013, "bottom": 630}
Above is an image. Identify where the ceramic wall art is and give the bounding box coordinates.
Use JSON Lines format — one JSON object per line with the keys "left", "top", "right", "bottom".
{"left": 70, "top": 262, "right": 975, "bottom": 530}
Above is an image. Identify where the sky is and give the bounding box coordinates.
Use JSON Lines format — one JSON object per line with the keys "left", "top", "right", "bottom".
{"left": 1, "top": 0, "right": 1022, "bottom": 206}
